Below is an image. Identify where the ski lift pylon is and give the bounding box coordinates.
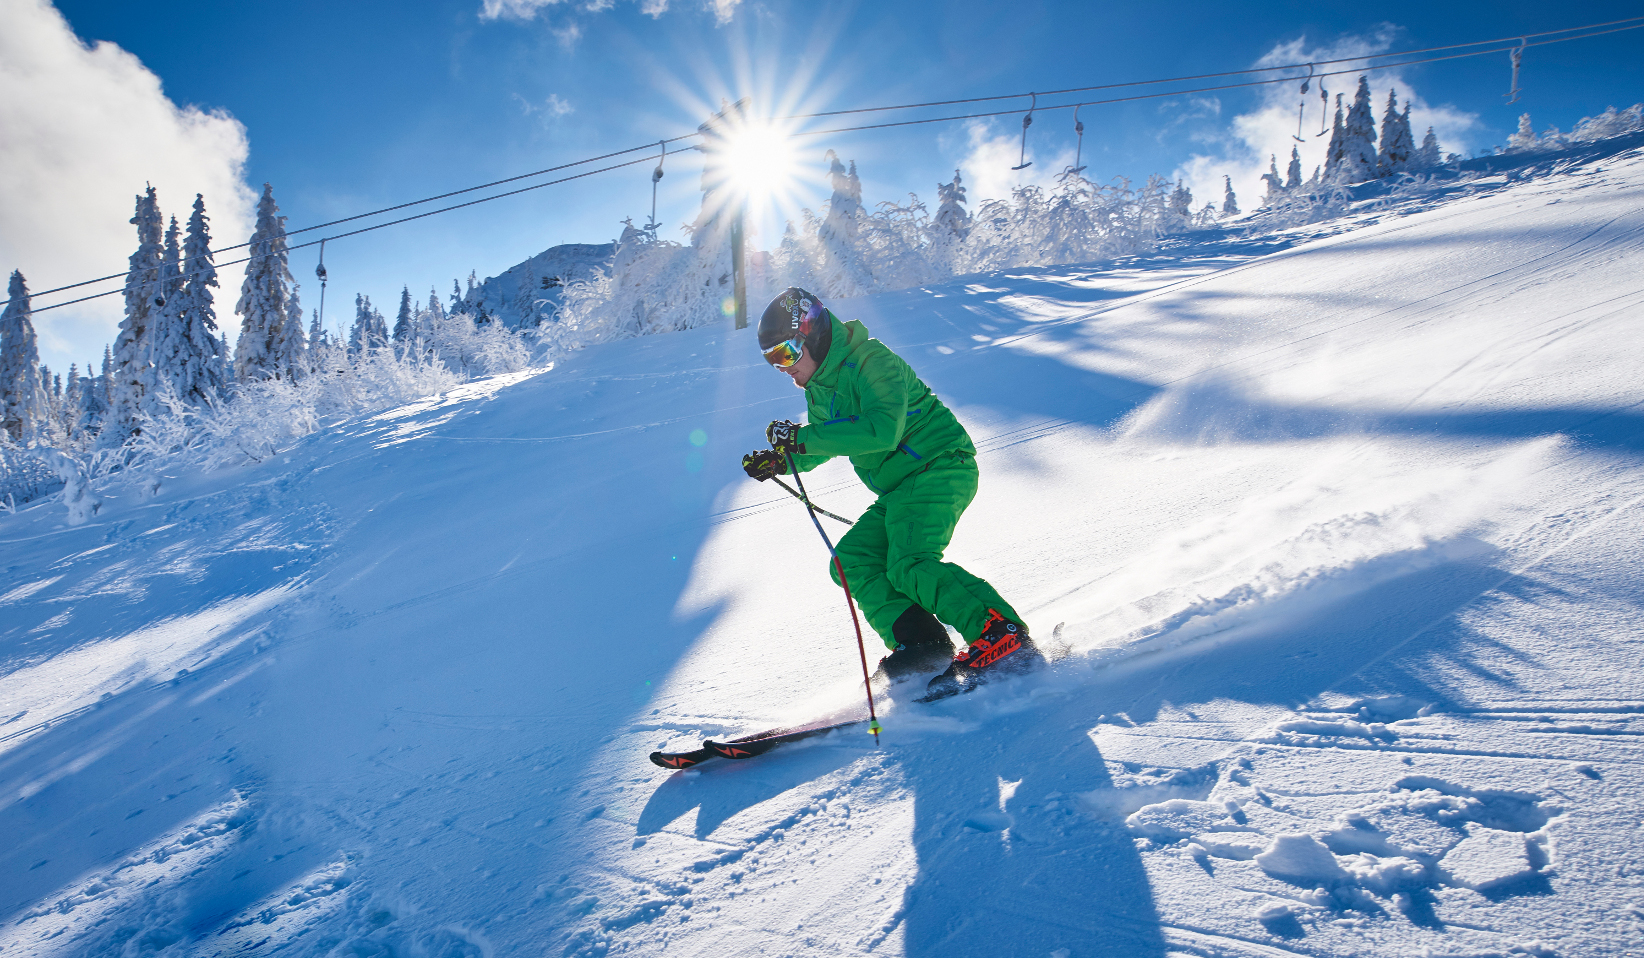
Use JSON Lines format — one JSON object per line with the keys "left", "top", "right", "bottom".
{"left": 1012, "top": 93, "right": 1036, "bottom": 172}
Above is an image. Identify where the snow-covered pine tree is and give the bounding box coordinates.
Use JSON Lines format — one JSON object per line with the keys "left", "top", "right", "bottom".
{"left": 1222, "top": 175, "right": 1240, "bottom": 215}
{"left": 1338, "top": 77, "right": 1379, "bottom": 183}
{"left": 79, "top": 351, "right": 110, "bottom": 439}
{"left": 933, "top": 170, "right": 970, "bottom": 236}
{"left": 1170, "top": 180, "right": 1193, "bottom": 225}
{"left": 149, "top": 214, "right": 194, "bottom": 407}
{"left": 63, "top": 363, "right": 81, "bottom": 440}
{"left": 173, "top": 194, "right": 232, "bottom": 402}
{"left": 0, "top": 270, "right": 49, "bottom": 443}
{"left": 816, "top": 151, "right": 872, "bottom": 295}
{"left": 1378, "top": 90, "right": 1415, "bottom": 176}
{"left": 111, "top": 186, "right": 165, "bottom": 440}
{"left": 1323, "top": 94, "right": 1346, "bottom": 181}
{"left": 1415, "top": 127, "right": 1443, "bottom": 168}
{"left": 308, "top": 309, "right": 326, "bottom": 351}
{"left": 1285, "top": 146, "right": 1303, "bottom": 190}
{"left": 1261, "top": 156, "right": 1284, "bottom": 203}
{"left": 393, "top": 286, "right": 414, "bottom": 342}
{"left": 235, "top": 184, "right": 297, "bottom": 381}
{"left": 419, "top": 287, "right": 445, "bottom": 344}
{"left": 451, "top": 279, "right": 464, "bottom": 315}
{"left": 273, "top": 282, "right": 306, "bottom": 378}
{"left": 350, "top": 294, "right": 372, "bottom": 355}
{"left": 1508, "top": 113, "right": 1537, "bottom": 152}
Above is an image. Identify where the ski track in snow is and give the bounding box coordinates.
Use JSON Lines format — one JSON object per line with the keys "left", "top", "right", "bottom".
{"left": 3, "top": 141, "right": 1644, "bottom": 956}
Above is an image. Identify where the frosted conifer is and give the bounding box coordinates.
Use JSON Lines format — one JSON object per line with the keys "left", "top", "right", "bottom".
{"left": 111, "top": 186, "right": 165, "bottom": 440}
{"left": 308, "top": 308, "right": 326, "bottom": 350}
{"left": 1261, "top": 156, "right": 1284, "bottom": 202}
{"left": 168, "top": 195, "right": 232, "bottom": 403}
{"left": 235, "top": 183, "right": 296, "bottom": 381}
{"left": 451, "top": 279, "right": 463, "bottom": 314}
{"left": 350, "top": 294, "right": 388, "bottom": 354}
{"left": 63, "top": 363, "right": 82, "bottom": 440}
{"left": 1378, "top": 91, "right": 1415, "bottom": 176}
{"left": 0, "top": 270, "right": 49, "bottom": 443}
{"left": 1415, "top": 127, "right": 1443, "bottom": 168}
{"left": 394, "top": 286, "right": 415, "bottom": 342}
{"left": 513, "top": 265, "right": 536, "bottom": 328}
{"left": 1222, "top": 176, "right": 1239, "bottom": 216}
{"left": 933, "top": 170, "right": 970, "bottom": 236}
{"left": 1323, "top": 94, "right": 1346, "bottom": 181}
{"left": 273, "top": 282, "right": 306, "bottom": 378}
{"left": 1285, "top": 147, "right": 1303, "bottom": 190}
{"left": 1170, "top": 180, "right": 1193, "bottom": 220}
{"left": 1508, "top": 113, "right": 1537, "bottom": 152}
{"left": 817, "top": 151, "right": 871, "bottom": 295}
{"left": 1337, "top": 77, "right": 1379, "bottom": 183}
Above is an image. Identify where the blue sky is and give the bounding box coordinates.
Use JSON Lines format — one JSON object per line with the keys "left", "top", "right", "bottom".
{"left": 12, "top": 0, "right": 1644, "bottom": 371}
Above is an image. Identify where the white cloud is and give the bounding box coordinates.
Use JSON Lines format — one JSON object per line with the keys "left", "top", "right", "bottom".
{"left": 480, "top": 0, "right": 740, "bottom": 28}
{"left": 946, "top": 118, "right": 1077, "bottom": 204}
{"left": 0, "top": 0, "right": 255, "bottom": 374}
{"left": 1171, "top": 29, "right": 1482, "bottom": 217}
{"left": 512, "top": 92, "right": 576, "bottom": 118}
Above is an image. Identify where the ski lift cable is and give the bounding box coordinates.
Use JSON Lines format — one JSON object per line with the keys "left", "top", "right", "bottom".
{"left": 772, "top": 15, "right": 1644, "bottom": 122}
{"left": 27, "top": 17, "right": 1644, "bottom": 310}
{"left": 786, "top": 30, "right": 1644, "bottom": 141}
{"left": 32, "top": 153, "right": 663, "bottom": 315}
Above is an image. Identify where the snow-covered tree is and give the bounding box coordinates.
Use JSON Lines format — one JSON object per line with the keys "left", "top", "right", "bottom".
{"left": 451, "top": 279, "right": 464, "bottom": 315}
{"left": 393, "top": 286, "right": 414, "bottom": 343}
{"left": 816, "top": 151, "right": 872, "bottom": 295}
{"left": 169, "top": 194, "right": 232, "bottom": 403}
{"left": 1378, "top": 91, "right": 1415, "bottom": 176}
{"left": 1261, "top": 156, "right": 1284, "bottom": 203}
{"left": 272, "top": 282, "right": 306, "bottom": 379}
{"left": 1222, "top": 175, "right": 1240, "bottom": 215}
{"left": 0, "top": 270, "right": 49, "bottom": 443}
{"left": 1337, "top": 77, "right": 1379, "bottom": 183}
{"left": 1323, "top": 94, "right": 1347, "bottom": 181}
{"left": 111, "top": 186, "right": 165, "bottom": 440}
{"left": 933, "top": 170, "right": 970, "bottom": 236}
{"left": 1169, "top": 180, "right": 1193, "bottom": 227}
{"left": 1285, "top": 146, "right": 1303, "bottom": 190}
{"left": 350, "top": 294, "right": 388, "bottom": 354}
{"left": 1415, "top": 127, "right": 1443, "bottom": 169}
{"left": 1508, "top": 113, "right": 1537, "bottom": 152}
{"left": 235, "top": 184, "right": 297, "bottom": 381}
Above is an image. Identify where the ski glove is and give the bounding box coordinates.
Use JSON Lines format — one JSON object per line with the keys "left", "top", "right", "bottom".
{"left": 741, "top": 449, "right": 787, "bottom": 482}
{"left": 766, "top": 419, "right": 804, "bottom": 455}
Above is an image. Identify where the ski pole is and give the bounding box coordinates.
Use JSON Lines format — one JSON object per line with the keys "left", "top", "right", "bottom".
{"left": 786, "top": 451, "right": 881, "bottom": 744}
{"left": 772, "top": 476, "right": 854, "bottom": 526}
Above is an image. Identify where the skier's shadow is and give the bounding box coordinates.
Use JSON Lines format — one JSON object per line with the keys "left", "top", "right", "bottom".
{"left": 890, "top": 699, "right": 1167, "bottom": 958}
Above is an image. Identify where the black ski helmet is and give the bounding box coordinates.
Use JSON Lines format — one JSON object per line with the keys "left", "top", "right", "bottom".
{"left": 758, "top": 287, "right": 832, "bottom": 363}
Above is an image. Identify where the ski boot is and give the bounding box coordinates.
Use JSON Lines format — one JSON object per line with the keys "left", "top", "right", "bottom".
{"left": 874, "top": 606, "right": 958, "bottom": 683}
{"left": 922, "top": 609, "right": 1042, "bottom": 701}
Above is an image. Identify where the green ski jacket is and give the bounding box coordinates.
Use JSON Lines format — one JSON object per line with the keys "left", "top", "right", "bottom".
{"left": 789, "top": 314, "right": 975, "bottom": 495}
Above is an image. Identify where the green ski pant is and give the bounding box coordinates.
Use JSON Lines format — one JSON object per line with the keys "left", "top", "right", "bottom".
{"left": 828, "top": 452, "right": 1024, "bottom": 650}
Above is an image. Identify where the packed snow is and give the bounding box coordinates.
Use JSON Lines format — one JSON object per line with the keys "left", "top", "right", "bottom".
{"left": 3, "top": 136, "right": 1644, "bottom": 957}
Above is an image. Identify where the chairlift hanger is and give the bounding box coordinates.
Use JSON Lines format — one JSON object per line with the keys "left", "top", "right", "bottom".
{"left": 1294, "top": 64, "right": 1314, "bottom": 143}
{"left": 315, "top": 238, "right": 329, "bottom": 333}
{"left": 1317, "top": 82, "right": 1330, "bottom": 135}
{"left": 646, "top": 140, "right": 666, "bottom": 232}
{"left": 1012, "top": 93, "right": 1036, "bottom": 172}
{"left": 1067, "top": 104, "right": 1087, "bottom": 176}
{"left": 1506, "top": 38, "right": 1526, "bottom": 103}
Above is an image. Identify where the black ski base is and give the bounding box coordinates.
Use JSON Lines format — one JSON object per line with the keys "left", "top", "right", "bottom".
{"left": 649, "top": 719, "right": 867, "bottom": 770}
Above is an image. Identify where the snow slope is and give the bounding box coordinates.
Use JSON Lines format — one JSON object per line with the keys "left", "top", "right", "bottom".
{"left": 4, "top": 139, "right": 1644, "bottom": 957}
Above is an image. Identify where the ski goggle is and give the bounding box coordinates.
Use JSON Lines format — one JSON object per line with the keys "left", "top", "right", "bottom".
{"left": 763, "top": 336, "right": 804, "bottom": 368}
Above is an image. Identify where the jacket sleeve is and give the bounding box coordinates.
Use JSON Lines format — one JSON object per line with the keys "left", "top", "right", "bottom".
{"left": 796, "top": 348, "right": 909, "bottom": 458}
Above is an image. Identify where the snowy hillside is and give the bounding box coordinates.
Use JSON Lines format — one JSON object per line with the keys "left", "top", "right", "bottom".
{"left": 4, "top": 137, "right": 1644, "bottom": 958}
{"left": 462, "top": 241, "right": 617, "bottom": 327}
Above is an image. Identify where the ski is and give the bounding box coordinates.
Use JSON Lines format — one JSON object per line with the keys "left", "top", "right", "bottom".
{"left": 649, "top": 717, "right": 867, "bottom": 770}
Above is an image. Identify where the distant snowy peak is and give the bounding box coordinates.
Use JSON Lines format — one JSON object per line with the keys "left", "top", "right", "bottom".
{"left": 460, "top": 242, "right": 616, "bottom": 328}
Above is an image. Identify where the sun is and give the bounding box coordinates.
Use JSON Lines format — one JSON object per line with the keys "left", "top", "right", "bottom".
{"left": 721, "top": 121, "right": 798, "bottom": 203}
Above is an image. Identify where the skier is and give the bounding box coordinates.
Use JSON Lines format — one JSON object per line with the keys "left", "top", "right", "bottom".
{"left": 742, "top": 288, "right": 1041, "bottom": 699}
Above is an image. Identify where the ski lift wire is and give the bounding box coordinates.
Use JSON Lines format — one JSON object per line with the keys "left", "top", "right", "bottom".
{"left": 772, "top": 15, "right": 1644, "bottom": 123}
